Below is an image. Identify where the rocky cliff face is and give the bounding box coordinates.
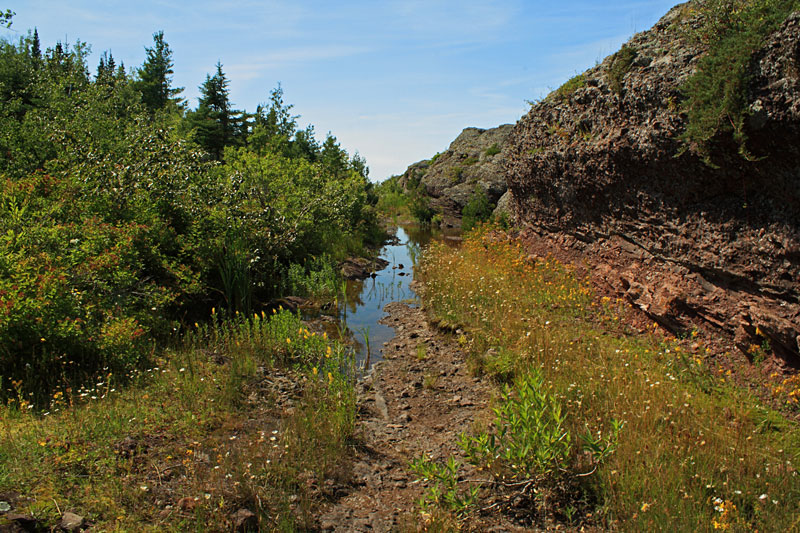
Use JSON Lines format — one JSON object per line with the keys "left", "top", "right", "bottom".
{"left": 399, "top": 125, "right": 514, "bottom": 225}
{"left": 505, "top": 6, "right": 800, "bottom": 365}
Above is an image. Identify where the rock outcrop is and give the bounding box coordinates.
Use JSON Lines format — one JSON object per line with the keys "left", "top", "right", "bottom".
{"left": 505, "top": 6, "right": 800, "bottom": 365}
{"left": 399, "top": 125, "right": 514, "bottom": 225}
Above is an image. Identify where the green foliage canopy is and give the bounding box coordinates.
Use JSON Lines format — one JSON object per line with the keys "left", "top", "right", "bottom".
{"left": 0, "top": 28, "right": 379, "bottom": 405}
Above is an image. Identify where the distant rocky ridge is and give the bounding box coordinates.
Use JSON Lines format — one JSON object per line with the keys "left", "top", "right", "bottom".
{"left": 505, "top": 6, "right": 800, "bottom": 365}
{"left": 397, "top": 124, "right": 514, "bottom": 226}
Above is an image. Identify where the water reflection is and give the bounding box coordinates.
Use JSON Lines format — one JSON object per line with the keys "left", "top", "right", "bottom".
{"left": 340, "top": 225, "right": 439, "bottom": 366}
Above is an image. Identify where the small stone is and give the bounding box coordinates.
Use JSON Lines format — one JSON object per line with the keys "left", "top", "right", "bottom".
{"left": 0, "top": 501, "right": 10, "bottom": 512}
{"left": 399, "top": 412, "right": 412, "bottom": 423}
{"left": 60, "top": 511, "right": 85, "bottom": 531}
{"left": 178, "top": 496, "right": 197, "bottom": 512}
{"left": 7, "top": 513, "right": 38, "bottom": 529}
{"left": 232, "top": 508, "right": 258, "bottom": 531}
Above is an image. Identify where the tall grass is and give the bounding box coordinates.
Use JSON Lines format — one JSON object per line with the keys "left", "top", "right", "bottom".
{"left": 417, "top": 225, "right": 800, "bottom": 531}
{"left": 0, "top": 309, "right": 355, "bottom": 531}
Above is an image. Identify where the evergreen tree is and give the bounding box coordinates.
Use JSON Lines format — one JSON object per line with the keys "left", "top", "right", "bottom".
{"left": 320, "top": 133, "right": 349, "bottom": 178}
{"left": 249, "top": 84, "right": 311, "bottom": 157}
{"left": 187, "top": 62, "right": 237, "bottom": 160}
{"left": 96, "top": 51, "right": 116, "bottom": 84}
{"left": 135, "top": 30, "right": 183, "bottom": 112}
{"left": 31, "top": 28, "right": 41, "bottom": 60}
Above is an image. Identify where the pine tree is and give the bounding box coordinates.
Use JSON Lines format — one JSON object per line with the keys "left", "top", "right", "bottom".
{"left": 135, "top": 31, "right": 183, "bottom": 112}
{"left": 188, "top": 62, "right": 236, "bottom": 160}
{"left": 31, "top": 28, "right": 41, "bottom": 60}
{"left": 96, "top": 51, "right": 117, "bottom": 85}
{"left": 321, "top": 134, "right": 349, "bottom": 178}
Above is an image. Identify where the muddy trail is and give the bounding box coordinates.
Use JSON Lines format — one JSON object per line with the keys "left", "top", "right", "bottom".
{"left": 319, "top": 301, "right": 528, "bottom": 532}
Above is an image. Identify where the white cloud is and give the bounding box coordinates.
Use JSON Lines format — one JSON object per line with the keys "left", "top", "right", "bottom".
{"left": 225, "top": 45, "right": 371, "bottom": 81}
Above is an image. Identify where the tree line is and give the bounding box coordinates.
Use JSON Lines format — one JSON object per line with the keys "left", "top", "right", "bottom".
{"left": 0, "top": 28, "right": 381, "bottom": 405}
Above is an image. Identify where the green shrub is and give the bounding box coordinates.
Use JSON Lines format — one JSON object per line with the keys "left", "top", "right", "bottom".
{"left": 552, "top": 74, "right": 586, "bottom": 103}
{"left": 412, "top": 369, "right": 621, "bottom": 519}
{"left": 410, "top": 455, "right": 479, "bottom": 517}
{"left": 461, "top": 185, "right": 493, "bottom": 231}
{"left": 0, "top": 31, "right": 380, "bottom": 407}
{"left": 448, "top": 165, "right": 464, "bottom": 182}
{"left": 410, "top": 195, "right": 435, "bottom": 225}
{"left": 680, "top": 0, "right": 800, "bottom": 159}
{"left": 484, "top": 143, "right": 501, "bottom": 157}
{"left": 608, "top": 45, "right": 636, "bottom": 95}
{"left": 460, "top": 370, "right": 572, "bottom": 486}
{"left": 285, "top": 254, "right": 339, "bottom": 299}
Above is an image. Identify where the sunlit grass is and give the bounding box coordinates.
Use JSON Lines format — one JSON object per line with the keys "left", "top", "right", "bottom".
{"left": 417, "top": 225, "right": 800, "bottom": 531}
{"left": 0, "top": 309, "right": 355, "bottom": 531}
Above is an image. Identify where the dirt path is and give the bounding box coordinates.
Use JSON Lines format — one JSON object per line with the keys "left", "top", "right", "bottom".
{"left": 318, "top": 301, "right": 494, "bottom": 531}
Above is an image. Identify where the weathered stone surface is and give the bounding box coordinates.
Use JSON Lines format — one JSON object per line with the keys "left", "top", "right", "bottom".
{"left": 5, "top": 513, "right": 39, "bottom": 530}
{"left": 231, "top": 508, "right": 257, "bottom": 532}
{"left": 59, "top": 511, "right": 85, "bottom": 531}
{"left": 492, "top": 190, "right": 513, "bottom": 219}
{"left": 505, "top": 7, "right": 800, "bottom": 364}
{"left": 398, "top": 124, "right": 514, "bottom": 225}
{"left": 340, "top": 257, "right": 390, "bottom": 280}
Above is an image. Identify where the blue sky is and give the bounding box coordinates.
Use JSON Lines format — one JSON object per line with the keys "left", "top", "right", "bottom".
{"left": 5, "top": 1, "right": 681, "bottom": 181}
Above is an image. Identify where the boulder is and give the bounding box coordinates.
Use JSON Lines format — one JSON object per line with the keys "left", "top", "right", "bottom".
{"left": 399, "top": 124, "right": 514, "bottom": 223}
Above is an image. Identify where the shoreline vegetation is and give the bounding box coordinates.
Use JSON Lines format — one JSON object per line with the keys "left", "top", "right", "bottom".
{"left": 3, "top": 1, "right": 800, "bottom": 531}
{"left": 0, "top": 25, "right": 382, "bottom": 530}
{"left": 0, "top": 28, "right": 384, "bottom": 408}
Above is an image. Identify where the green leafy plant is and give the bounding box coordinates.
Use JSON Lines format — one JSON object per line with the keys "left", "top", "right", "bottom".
{"left": 410, "top": 195, "right": 435, "bottom": 225}
{"left": 460, "top": 369, "right": 572, "bottom": 487}
{"left": 410, "top": 455, "right": 479, "bottom": 517}
{"left": 680, "top": 0, "right": 800, "bottom": 160}
{"left": 608, "top": 45, "right": 637, "bottom": 95}
{"left": 484, "top": 143, "right": 501, "bottom": 157}
{"left": 461, "top": 185, "right": 493, "bottom": 232}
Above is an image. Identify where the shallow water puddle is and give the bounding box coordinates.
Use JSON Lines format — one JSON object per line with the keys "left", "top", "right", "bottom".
{"left": 340, "top": 225, "right": 432, "bottom": 367}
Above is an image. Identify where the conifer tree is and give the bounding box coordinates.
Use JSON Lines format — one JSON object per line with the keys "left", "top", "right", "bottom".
{"left": 135, "top": 30, "right": 183, "bottom": 112}
{"left": 249, "top": 84, "right": 306, "bottom": 156}
{"left": 96, "top": 51, "right": 117, "bottom": 84}
{"left": 31, "top": 28, "right": 41, "bottom": 60}
{"left": 188, "top": 62, "right": 237, "bottom": 160}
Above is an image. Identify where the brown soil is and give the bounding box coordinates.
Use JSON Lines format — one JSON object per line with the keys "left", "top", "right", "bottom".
{"left": 319, "top": 302, "right": 533, "bottom": 532}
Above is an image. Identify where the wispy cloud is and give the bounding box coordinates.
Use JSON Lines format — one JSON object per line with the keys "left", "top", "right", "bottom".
{"left": 226, "top": 45, "right": 371, "bottom": 81}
